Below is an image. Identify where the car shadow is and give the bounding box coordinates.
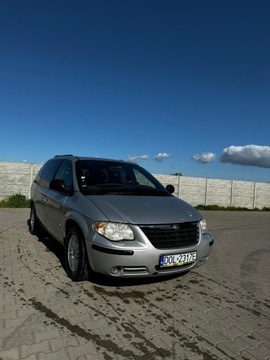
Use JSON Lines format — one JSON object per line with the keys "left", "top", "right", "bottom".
{"left": 91, "top": 271, "right": 189, "bottom": 287}
{"left": 27, "top": 220, "right": 189, "bottom": 287}
{"left": 27, "top": 219, "right": 66, "bottom": 269}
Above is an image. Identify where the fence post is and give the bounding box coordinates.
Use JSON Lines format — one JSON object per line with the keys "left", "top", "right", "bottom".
{"left": 230, "top": 180, "right": 234, "bottom": 207}
{"left": 253, "top": 182, "right": 257, "bottom": 209}
{"left": 28, "top": 164, "right": 34, "bottom": 199}
{"left": 204, "top": 178, "right": 208, "bottom": 206}
{"left": 178, "top": 175, "right": 181, "bottom": 198}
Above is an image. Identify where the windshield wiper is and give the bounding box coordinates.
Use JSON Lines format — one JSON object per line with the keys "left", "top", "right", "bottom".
{"left": 82, "top": 184, "right": 169, "bottom": 196}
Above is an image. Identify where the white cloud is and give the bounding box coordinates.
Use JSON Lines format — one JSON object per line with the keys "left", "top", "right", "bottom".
{"left": 128, "top": 154, "right": 150, "bottom": 162}
{"left": 220, "top": 145, "right": 270, "bottom": 168}
{"left": 192, "top": 152, "right": 216, "bottom": 164}
{"left": 128, "top": 153, "right": 171, "bottom": 163}
{"left": 154, "top": 153, "right": 170, "bottom": 162}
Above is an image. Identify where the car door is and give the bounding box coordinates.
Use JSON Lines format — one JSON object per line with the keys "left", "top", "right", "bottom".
{"left": 44, "top": 160, "right": 73, "bottom": 242}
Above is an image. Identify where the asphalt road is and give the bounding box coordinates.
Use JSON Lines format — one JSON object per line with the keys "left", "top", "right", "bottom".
{"left": 0, "top": 209, "right": 269, "bottom": 360}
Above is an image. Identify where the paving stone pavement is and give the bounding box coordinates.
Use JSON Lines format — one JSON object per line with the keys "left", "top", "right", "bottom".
{"left": 0, "top": 208, "right": 270, "bottom": 360}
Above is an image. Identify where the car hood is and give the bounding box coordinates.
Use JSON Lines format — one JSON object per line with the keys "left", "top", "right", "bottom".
{"left": 85, "top": 195, "right": 202, "bottom": 224}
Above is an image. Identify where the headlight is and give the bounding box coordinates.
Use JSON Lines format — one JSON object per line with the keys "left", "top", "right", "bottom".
{"left": 93, "top": 222, "right": 134, "bottom": 241}
{"left": 200, "top": 219, "right": 207, "bottom": 234}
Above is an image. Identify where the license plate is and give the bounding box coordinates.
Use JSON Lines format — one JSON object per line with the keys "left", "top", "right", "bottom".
{"left": 160, "top": 252, "right": 197, "bottom": 268}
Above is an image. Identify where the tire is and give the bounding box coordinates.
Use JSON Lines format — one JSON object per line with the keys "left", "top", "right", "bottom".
{"left": 29, "top": 205, "right": 41, "bottom": 236}
{"left": 65, "top": 227, "right": 90, "bottom": 281}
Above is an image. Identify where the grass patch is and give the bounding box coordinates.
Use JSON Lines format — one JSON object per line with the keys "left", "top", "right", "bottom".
{"left": 0, "top": 194, "right": 30, "bottom": 208}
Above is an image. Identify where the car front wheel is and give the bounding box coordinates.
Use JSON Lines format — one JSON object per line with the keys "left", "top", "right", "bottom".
{"left": 65, "top": 227, "right": 90, "bottom": 281}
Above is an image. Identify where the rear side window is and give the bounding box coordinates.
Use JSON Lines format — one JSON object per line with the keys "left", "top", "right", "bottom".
{"left": 36, "top": 159, "right": 63, "bottom": 189}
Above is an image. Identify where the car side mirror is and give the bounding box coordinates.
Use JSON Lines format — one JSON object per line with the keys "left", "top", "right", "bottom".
{"left": 50, "top": 179, "right": 74, "bottom": 196}
{"left": 166, "top": 184, "right": 175, "bottom": 194}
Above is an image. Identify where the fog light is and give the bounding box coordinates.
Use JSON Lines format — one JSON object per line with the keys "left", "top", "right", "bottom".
{"left": 110, "top": 266, "right": 121, "bottom": 275}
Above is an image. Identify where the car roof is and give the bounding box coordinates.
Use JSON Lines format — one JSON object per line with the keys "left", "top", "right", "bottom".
{"left": 54, "top": 154, "right": 132, "bottom": 164}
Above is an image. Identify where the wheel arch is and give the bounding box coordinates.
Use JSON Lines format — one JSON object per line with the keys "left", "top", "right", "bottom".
{"left": 64, "top": 212, "right": 90, "bottom": 245}
{"left": 64, "top": 216, "right": 93, "bottom": 281}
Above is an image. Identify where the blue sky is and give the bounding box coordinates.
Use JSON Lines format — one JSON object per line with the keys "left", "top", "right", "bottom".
{"left": 1, "top": 0, "right": 270, "bottom": 182}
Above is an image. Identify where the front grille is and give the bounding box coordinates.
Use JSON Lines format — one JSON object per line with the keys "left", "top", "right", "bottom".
{"left": 139, "top": 222, "right": 199, "bottom": 250}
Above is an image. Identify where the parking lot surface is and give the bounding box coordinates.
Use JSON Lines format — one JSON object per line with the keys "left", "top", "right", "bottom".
{"left": 0, "top": 209, "right": 270, "bottom": 360}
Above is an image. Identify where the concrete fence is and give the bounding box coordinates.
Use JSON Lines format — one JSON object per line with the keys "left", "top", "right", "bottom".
{"left": 0, "top": 162, "right": 42, "bottom": 200}
{"left": 1, "top": 161, "right": 270, "bottom": 209}
{"left": 154, "top": 174, "right": 270, "bottom": 209}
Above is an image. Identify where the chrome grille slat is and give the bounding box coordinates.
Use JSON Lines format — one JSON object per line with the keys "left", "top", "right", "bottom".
{"left": 139, "top": 222, "right": 199, "bottom": 249}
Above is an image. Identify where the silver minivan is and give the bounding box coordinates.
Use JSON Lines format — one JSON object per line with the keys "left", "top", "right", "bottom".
{"left": 30, "top": 155, "right": 214, "bottom": 281}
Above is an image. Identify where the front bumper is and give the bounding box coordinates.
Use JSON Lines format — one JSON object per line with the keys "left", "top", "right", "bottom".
{"left": 86, "top": 233, "right": 214, "bottom": 278}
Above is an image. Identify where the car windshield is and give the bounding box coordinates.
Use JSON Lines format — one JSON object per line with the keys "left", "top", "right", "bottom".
{"left": 76, "top": 160, "right": 170, "bottom": 196}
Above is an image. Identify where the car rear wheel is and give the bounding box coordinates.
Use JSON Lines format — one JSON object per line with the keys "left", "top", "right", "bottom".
{"left": 29, "top": 205, "right": 41, "bottom": 236}
{"left": 65, "top": 227, "right": 90, "bottom": 281}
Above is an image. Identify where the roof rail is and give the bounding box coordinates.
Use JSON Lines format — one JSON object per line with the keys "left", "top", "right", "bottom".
{"left": 54, "top": 154, "right": 73, "bottom": 157}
